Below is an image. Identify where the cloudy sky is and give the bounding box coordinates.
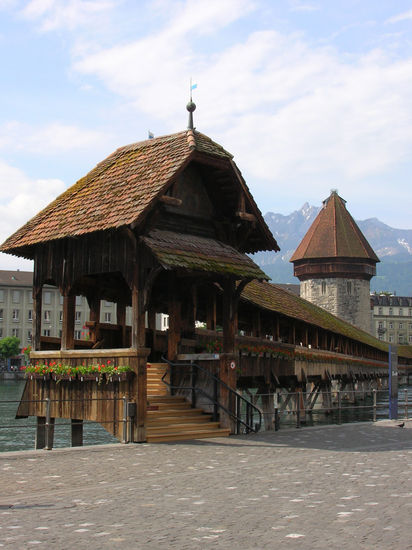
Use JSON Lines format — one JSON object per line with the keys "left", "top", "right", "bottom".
{"left": 1, "top": 0, "right": 412, "bottom": 270}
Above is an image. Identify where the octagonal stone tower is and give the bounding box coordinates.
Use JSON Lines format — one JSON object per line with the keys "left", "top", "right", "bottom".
{"left": 290, "top": 190, "right": 379, "bottom": 333}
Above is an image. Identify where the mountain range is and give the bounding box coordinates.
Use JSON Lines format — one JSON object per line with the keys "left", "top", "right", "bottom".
{"left": 253, "top": 203, "right": 412, "bottom": 296}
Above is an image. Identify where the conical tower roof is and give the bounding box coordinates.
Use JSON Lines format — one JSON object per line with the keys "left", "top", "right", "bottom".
{"left": 290, "top": 191, "right": 379, "bottom": 263}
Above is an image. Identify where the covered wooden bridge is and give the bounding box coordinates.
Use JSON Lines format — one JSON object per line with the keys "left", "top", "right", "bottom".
{"left": 1, "top": 116, "right": 409, "bottom": 445}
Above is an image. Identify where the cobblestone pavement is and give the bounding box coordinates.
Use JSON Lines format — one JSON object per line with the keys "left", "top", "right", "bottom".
{"left": 1, "top": 420, "right": 412, "bottom": 550}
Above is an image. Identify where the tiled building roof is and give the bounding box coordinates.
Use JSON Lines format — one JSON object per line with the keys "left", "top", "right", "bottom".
{"left": 371, "top": 295, "right": 412, "bottom": 307}
{"left": 141, "top": 230, "right": 268, "bottom": 280}
{"left": 1, "top": 130, "right": 276, "bottom": 257}
{"left": 290, "top": 191, "right": 379, "bottom": 262}
{"left": 241, "top": 279, "right": 388, "bottom": 352}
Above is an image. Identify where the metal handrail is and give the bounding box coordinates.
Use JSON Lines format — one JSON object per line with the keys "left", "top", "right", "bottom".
{"left": 161, "top": 356, "right": 262, "bottom": 434}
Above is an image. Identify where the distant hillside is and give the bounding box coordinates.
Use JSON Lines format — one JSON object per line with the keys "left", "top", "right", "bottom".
{"left": 253, "top": 204, "right": 412, "bottom": 296}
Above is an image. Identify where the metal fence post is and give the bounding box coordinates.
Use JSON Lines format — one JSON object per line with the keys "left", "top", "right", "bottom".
{"left": 404, "top": 388, "right": 408, "bottom": 420}
{"left": 373, "top": 389, "right": 377, "bottom": 422}
{"left": 274, "top": 392, "right": 280, "bottom": 431}
{"left": 122, "top": 396, "right": 128, "bottom": 444}
{"left": 337, "top": 390, "right": 341, "bottom": 425}
{"left": 296, "top": 392, "right": 300, "bottom": 429}
{"left": 45, "top": 397, "right": 52, "bottom": 450}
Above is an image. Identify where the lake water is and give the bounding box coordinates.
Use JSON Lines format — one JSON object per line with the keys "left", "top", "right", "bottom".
{"left": 0, "top": 379, "right": 410, "bottom": 452}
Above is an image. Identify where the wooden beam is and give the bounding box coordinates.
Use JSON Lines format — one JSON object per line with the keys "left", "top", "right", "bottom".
{"left": 71, "top": 419, "right": 83, "bottom": 447}
{"left": 159, "top": 195, "right": 183, "bottom": 207}
{"left": 167, "top": 275, "right": 181, "bottom": 361}
{"left": 61, "top": 295, "right": 75, "bottom": 350}
{"left": 235, "top": 211, "right": 257, "bottom": 222}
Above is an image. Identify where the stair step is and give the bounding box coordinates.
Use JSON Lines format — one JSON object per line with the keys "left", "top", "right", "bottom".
{"left": 147, "top": 428, "right": 230, "bottom": 443}
{"left": 148, "top": 415, "right": 213, "bottom": 424}
{"left": 148, "top": 407, "right": 206, "bottom": 417}
{"left": 148, "top": 421, "right": 221, "bottom": 433}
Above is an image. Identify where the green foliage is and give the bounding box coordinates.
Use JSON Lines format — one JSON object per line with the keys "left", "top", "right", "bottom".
{"left": 0, "top": 336, "right": 20, "bottom": 359}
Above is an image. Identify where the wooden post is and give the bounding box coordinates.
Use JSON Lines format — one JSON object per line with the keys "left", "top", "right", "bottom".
{"left": 130, "top": 347, "right": 150, "bottom": 442}
{"left": 117, "top": 302, "right": 127, "bottom": 347}
{"left": 71, "top": 419, "right": 83, "bottom": 447}
{"left": 61, "top": 295, "right": 75, "bottom": 350}
{"left": 219, "top": 279, "right": 237, "bottom": 431}
{"left": 167, "top": 276, "right": 181, "bottom": 361}
{"left": 88, "top": 295, "right": 101, "bottom": 323}
{"left": 35, "top": 417, "right": 46, "bottom": 449}
{"left": 148, "top": 309, "right": 157, "bottom": 356}
{"left": 206, "top": 291, "right": 217, "bottom": 331}
{"left": 32, "top": 285, "right": 42, "bottom": 351}
{"left": 131, "top": 264, "right": 146, "bottom": 349}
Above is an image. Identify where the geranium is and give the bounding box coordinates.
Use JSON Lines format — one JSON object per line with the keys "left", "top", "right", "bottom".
{"left": 24, "top": 361, "right": 132, "bottom": 380}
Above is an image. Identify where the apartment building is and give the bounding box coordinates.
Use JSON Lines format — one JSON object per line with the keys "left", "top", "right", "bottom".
{"left": 371, "top": 294, "right": 412, "bottom": 345}
{"left": 0, "top": 270, "right": 168, "bottom": 351}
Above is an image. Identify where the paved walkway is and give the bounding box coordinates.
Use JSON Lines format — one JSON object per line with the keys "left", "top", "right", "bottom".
{"left": 1, "top": 420, "right": 412, "bottom": 549}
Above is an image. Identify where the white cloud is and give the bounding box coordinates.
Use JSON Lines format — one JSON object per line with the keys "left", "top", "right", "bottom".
{"left": 20, "top": 0, "right": 116, "bottom": 32}
{"left": 0, "top": 159, "right": 65, "bottom": 269}
{"left": 72, "top": 14, "right": 412, "bottom": 199}
{"left": 386, "top": 9, "right": 412, "bottom": 24}
{"left": 0, "top": 121, "right": 110, "bottom": 154}
{"left": 0, "top": 160, "right": 65, "bottom": 234}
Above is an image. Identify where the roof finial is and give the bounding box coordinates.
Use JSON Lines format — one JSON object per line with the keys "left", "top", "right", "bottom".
{"left": 187, "top": 78, "right": 197, "bottom": 130}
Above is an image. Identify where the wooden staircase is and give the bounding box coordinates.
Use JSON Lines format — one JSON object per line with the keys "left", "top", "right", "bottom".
{"left": 146, "top": 363, "right": 230, "bottom": 443}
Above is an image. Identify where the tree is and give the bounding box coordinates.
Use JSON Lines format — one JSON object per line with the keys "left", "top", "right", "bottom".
{"left": 0, "top": 336, "right": 21, "bottom": 361}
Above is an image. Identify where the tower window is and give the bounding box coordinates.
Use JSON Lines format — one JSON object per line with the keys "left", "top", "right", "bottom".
{"left": 347, "top": 281, "right": 352, "bottom": 295}
{"left": 321, "top": 282, "right": 326, "bottom": 295}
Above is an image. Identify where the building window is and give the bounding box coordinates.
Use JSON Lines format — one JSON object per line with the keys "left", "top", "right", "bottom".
{"left": 321, "top": 282, "right": 326, "bottom": 295}
{"left": 12, "top": 290, "right": 20, "bottom": 303}
{"left": 409, "top": 335, "right": 412, "bottom": 343}
{"left": 378, "top": 335, "right": 383, "bottom": 340}
{"left": 43, "top": 291, "right": 51, "bottom": 305}
{"left": 104, "top": 312, "right": 112, "bottom": 323}
{"left": 162, "top": 315, "right": 169, "bottom": 330}
{"left": 43, "top": 329, "right": 51, "bottom": 337}
{"left": 378, "top": 321, "right": 383, "bottom": 329}
{"left": 75, "top": 311, "right": 82, "bottom": 323}
{"left": 346, "top": 281, "right": 352, "bottom": 294}
{"left": 389, "top": 322, "right": 393, "bottom": 329}
{"left": 388, "top": 334, "right": 394, "bottom": 342}
{"left": 399, "top": 308, "right": 403, "bottom": 316}
{"left": 27, "top": 331, "right": 32, "bottom": 342}
{"left": 12, "top": 328, "right": 19, "bottom": 337}
{"left": 0, "top": 328, "right": 3, "bottom": 337}
{"left": 12, "top": 309, "right": 19, "bottom": 321}
{"left": 399, "top": 334, "right": 405, "bottom": 344}
{"left": 389, "top": 307, "right": 393, "bottom": 315}
{"left": 27, "top": 291, "right": 33, "bottom": 304}
{"left": 44, "top": 310, "right": 51, "bottom": 322}
{"left": 0, "top": 290, "right": 4, "bottom": 302}
{"left": 378, "top": 307, "right": 383, "bottom": 315}
{"left": 409, "top": 309, "right": 412, "bottom": 316}
{"left": 0, "top": 308, "right": 3, "bottom": 320}
{"left": 59, "top": 310, "right": 63, "bottom": 323}
{"left": 74, "top": 330, "right": 82, "bottom": 340}
{"left": 399, "top": 322, "right": 403, "bottom": 330}
{"left": 27, "top": 310, "right": 32, "bottom": 322}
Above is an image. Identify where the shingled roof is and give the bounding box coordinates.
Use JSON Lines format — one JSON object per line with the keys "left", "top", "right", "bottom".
{"left": 241, "top": 279, "right": 388, "bottom": 352}
{"left": 1, "top": 129, "right": 277, "bottom": 258}
{"left": 290, "top": 191, "right": 379, "bottom": 263}
{"left": 142, "top": 230, "right": 268, "bottom": 280}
